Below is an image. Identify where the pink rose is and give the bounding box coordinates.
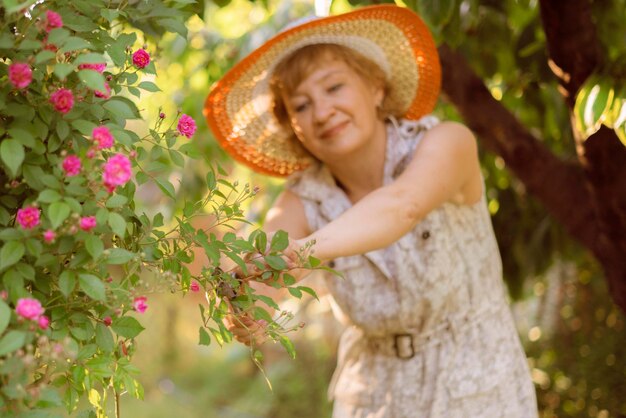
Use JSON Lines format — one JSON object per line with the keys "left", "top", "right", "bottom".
{"left": 17, "top": 206, "right": 40, "bottom": 229}
{"left": 16, "top": 298, "right": 45, "bottom": 320}
{"left": 45, "top": 10, "right": 63, "bottom": 32}
{"left": 92, "top": 126, "right": 114, "bottom": 149}
{"left": 132, "top": 49, "right": 150, "bottom": 69}
{"left": 133, "top": 296, "right": 148, "bottom": 313}
{"left": 38, "top": 315, "right": 50, "bottom": 330}
{"left": 78, "top": 63, "right": 106, "bottom": 73}
{"left": 102, "top": 153, "right": 132, "bottom": 193}
{"left": 79, "top": 216, "right": 97, "bottom": 231}
{"left": 94, "top": 81, "right": 111, "bottom": 99}
{"left": 190, "top": 281, "right": 200, "bottom": 292}
{"left": 49, "top": 88, "right": 74, "bottom": 114}
{"left": 177, "top": 114, "right": 197, "bottom": 139}
{"left": 8, "top": 63, "right": 32, "bottom": 89}
{"left": 43, "top": 229, "right": 56, "bottom": 243}
{"left": 62, "top": 155, "right": 82, "bottom": 176}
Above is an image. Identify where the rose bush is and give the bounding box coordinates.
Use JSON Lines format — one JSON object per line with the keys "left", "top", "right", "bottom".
{"left": 0, "top": 1, "right": 322, "bottom": 416}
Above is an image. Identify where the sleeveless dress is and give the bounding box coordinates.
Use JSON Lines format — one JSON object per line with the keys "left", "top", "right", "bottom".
{"left": 286, "top": 116, "right": 538, "bottom": 418}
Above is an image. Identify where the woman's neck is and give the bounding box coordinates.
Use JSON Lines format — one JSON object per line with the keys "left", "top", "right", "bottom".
{"left": 326, "top": 121, "right": 388, "bottom": 204}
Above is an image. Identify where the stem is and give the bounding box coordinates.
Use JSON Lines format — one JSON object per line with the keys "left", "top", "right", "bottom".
{"left": 115, "top": 388, "right": 121, "bottom": 418}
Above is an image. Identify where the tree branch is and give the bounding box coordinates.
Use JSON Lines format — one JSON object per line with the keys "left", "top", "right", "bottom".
{"left": 538, "top": 0, "right": 602, "bottom": 107}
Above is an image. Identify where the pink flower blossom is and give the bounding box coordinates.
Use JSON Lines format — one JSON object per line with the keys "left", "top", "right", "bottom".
{"left": 79, "top": 216, "right": 97, "bottom": 231}
{"left": 94, "top": 81, "right": 111, "bottom": 99}
{"left": 17, "top": 206, "right": 40, "bottom": 229}
{"left": 78, "top": 63, "right": 106, "bottom": 73}
{"left": 45, "top": 10, "right": 63, "bottom": 32}
{"left": 38, "top": 315, "right": 50, "bottom": 330}
{"left": 133, "top": 296, "right": 148, "bottom": 313}
{"left": 132, "top": 49, "right": 150, "bottom": 69}
{"left": 103, "top": 316, "right": 112, "bottom": 326}
{"left": 16, "top": 298, "right": 44, "bottom": 320}
{"left": 92, "top": 126, "right": 114, "bottom": 149}
{"left": 190, "top": 281, "right": 200, "bottom": 292}
{"left": 177, "top": 114, "right": 197, "bottom": 138}
{"left": 8, "top": 63, "right": 32, "bottom": 89}
{"left": 62, "top": 155, "right": 81, "bottom": 176}
{"left": 102, "top": 153, "right": 132, "bottom": 193}
{"left": 43, "top": 229, "right": 56, "bottom": 243}
{"left": 49, "top": 88, "right": 74, "bottom": 114}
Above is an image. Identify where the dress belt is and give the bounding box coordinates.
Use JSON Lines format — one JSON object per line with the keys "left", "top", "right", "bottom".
{"left": 364, "top": 305, "right": 506, "bottom": 359}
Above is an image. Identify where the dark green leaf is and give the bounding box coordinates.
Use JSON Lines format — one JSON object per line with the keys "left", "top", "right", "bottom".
{"left": 0, "top": 139, "right": 24, "bottom": 178}
{"left": 79, "top": 274, "right": 106, "bottom": 301}
{"left": 107, "top": 212, "right": 126, "bottom": 238}
{"left": 47, "top": 201, "right": 71, "bottom": 229}
{"left": 38, "top": 189, "right": 62, "bottom": 203}
{"left": 106, "top": 248, "right": 134, "bottom": 264}
{"left": 0, "top": 300, "right": 10, "bottom": 335}
{"left": 95, "top": 323, "right": 115, "bottom": 353}
{"left": 111, "top": 317, "right": 144, "bottom": 339}
{"left": 84, "top": 235, "right": 104, "bottom": 258}
{"left": 59, "top": 271, "right": 77, "bottom": 298}
{"left": 0, "top": 241, "right": 25, "bottom": 271}
{"left": 270, "top": 230, "right": 289, "bottom": 252}
{"left": 78, "top": 69, "right": 106, "bottom": 93}
{"left": 0, "top": 331, "right": 27, "bottom": 356}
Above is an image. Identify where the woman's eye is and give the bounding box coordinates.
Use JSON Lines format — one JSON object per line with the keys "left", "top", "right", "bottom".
{"left": 328, "top": 83, "right": 343, "bottom": 93}
{"left": 294, "top": 103, "right": 309, "bottom": 113}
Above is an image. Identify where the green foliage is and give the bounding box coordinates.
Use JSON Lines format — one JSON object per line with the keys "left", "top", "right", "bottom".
{"left": 0, "top": 0, "right": 318, "bottom": 416}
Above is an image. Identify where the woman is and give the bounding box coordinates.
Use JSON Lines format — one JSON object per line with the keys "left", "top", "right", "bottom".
{"left": 204, "top": 5, "right": 538, "bottom": 417}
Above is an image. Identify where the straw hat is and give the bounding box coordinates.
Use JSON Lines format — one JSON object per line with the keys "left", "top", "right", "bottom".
{"left": 204, "top": 5, "right": 441, "bottom": 177}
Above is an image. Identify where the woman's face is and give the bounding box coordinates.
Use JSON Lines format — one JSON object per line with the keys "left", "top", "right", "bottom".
{"left": 283, "top": 58, "right": 384, "bottom": 164}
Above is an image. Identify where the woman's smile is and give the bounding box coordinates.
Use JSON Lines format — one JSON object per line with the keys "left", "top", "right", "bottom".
{"left": 319, "top": 120, "right": 350, "bottom": 140}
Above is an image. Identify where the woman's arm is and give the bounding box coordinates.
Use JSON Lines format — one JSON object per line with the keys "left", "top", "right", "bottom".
{"left": 300, "top": 121, "right": 482, "bottom": 262}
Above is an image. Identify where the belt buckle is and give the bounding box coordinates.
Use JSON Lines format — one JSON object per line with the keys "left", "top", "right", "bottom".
{"left": 393, "top": 333, "right": 415, "bottom": 359}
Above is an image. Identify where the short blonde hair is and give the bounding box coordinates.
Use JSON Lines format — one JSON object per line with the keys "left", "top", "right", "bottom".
{"left": 269, "top": 44, "right": 402, "bottom": 127}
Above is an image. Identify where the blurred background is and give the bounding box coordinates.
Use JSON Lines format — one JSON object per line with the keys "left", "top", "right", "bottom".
{"left": 99, "top": 0, "right": 626, "bottom": 416}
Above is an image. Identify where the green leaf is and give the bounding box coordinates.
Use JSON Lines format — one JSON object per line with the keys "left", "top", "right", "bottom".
{"left": 75, "top": 52, "right": 107, "bottom": 66}
{"left": 47, "top": 201, "right": 71, "bottom": 229}
{"left": 155, "top": 178, "right": 176, "bottom": 199}
{"left": 264, "top": 254, "right": 287, "bottom": 270}
{"left": 78, "top": 69, "right": 106, "bottom": 93}
{"left": 287, "top": 287, "right": 302, "bottom": 298}
{"left": 279, "top": 335, "right": 296, "bottom": 359}
{"left": 0, "top": 331, "right": 27, "bottom": 356}
{"left": 0, "top": 300, "right": 10, "bottom": 335}
{"left": 198, "top": 327, "right": 211, "bottom": 346}
{"left": 54, "top": 63, "right": 75, "bottom": 80}
{"left": 106, "top": 248, "right": 134, "bottom": 264}
{"left": 47, "top": 28, "right": 70, "bottom": 45}
{"left": 38, "top": 189, "right": 62, "bottom": 203}
{"left": 103, "top": 97, "right": 140, "bottom": 119}
{"left": 111, "top": 316, "right": 144, "bottom": 339}
{"left": 0, "top": 241, "right": 25, "bottom": 270}
{"left": 0, "top": 139, "right": 25, "bottom": 178}
{"left": 95, "top": 323, "right": 115, "bottom": 353}
{"left": 35, "top": 50, "right": 57, "bottom": 64}
{"left": 169, "top": 149, "right": 185, "bottom": 168}
{"left": 84, "top": 235, "right": 104, "bottom": 258}
{"left": 270, "top": 230, "right": 289, "bottom": 252}
{"left": 79, "top": 274, "right": 106, "bottom": 301}
{"left": 108, "top": 212, "right": 126, "bottom": 238}
{"left": 138, "top": 81, "right": 161, "bottom": 92}
{"left": 106, "top": 194, "right": 128, "bottom": 208}
{"left": 574, "top": 75, "right": 615, "bottom": 138}
{"left": 60, "top": 36, "right": 92, "bottom": 52}
{"left": 59, "top": 271, "right": 77, "bottom": 298}
{"left": 8, "top": 127, "right": 35, "bottom": 149}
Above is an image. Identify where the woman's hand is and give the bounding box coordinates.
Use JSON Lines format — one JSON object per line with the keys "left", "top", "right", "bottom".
{"left": 224, "top": 312, "right": 268, "bottom": 347}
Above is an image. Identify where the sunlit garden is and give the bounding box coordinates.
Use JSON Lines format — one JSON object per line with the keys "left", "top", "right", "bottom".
{"left": 1, "top": 0, "right": 626, "bottom": 417}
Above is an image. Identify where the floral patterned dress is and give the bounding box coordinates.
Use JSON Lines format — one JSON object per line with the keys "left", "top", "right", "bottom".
{"left": 286, "top": 116, "right": 538, "bottom": 418}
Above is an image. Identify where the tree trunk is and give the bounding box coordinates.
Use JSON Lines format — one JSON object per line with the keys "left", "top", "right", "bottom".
{"left": 436, "top": 0, "right": 626, "bottom": 313}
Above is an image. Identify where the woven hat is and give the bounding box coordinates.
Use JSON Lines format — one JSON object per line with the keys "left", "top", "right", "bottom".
{"left": 204, "top": 5, "right": 441, "bottom": 177}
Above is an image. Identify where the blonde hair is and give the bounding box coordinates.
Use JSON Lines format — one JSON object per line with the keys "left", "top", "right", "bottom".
{"left": 269, "top": 44, "right": 402, "bottom": 127}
